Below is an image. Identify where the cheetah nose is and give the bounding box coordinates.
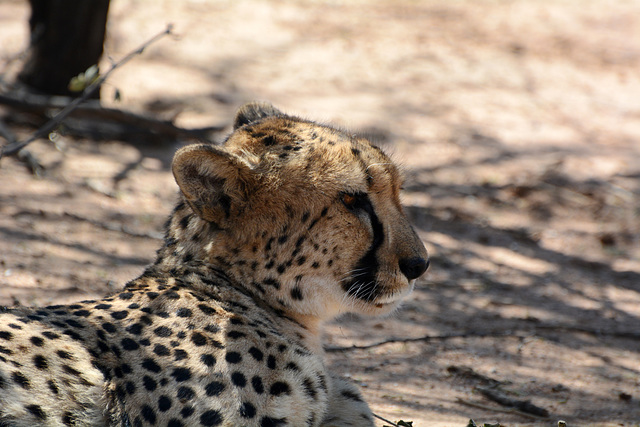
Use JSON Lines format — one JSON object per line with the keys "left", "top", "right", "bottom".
{"left": 399, "top": 257, "right": 429, "bottom": 280}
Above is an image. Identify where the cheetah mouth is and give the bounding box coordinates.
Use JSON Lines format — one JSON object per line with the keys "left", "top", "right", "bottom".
{"left": 371, "top": 281, "right": 415, "bottom": 308}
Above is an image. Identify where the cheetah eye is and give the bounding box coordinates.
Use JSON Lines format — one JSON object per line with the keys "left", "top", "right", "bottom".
{"left": 341, "top": 193, "right": 357, "bottom": 209}
{"left": 340, "top": 192, "right": 368, "bottom": 212}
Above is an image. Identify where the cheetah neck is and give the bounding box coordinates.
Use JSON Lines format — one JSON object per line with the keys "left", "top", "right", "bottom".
{"left": 147, "top": 203, "right": 326, "bottom": 351}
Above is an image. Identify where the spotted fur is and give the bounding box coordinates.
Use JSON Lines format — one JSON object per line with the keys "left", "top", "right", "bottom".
{"left": 0, "top": 103, "right": 428, "bottom": 426}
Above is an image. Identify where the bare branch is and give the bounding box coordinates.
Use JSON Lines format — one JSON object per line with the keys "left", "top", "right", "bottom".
{"left": 1, "top": 24, "right": 174, "bottom": 159}
{"left": 325, "top": 324, "right": 640, "bottom": 352}
{"left": 0, "top": 91, "right": 224, "bottom": 144}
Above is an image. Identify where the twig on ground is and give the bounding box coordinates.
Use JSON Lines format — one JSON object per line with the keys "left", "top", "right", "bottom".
{"left": 476, "top": 386, "right": 549, "bottom": 418}
{"left": 373, "top": 413, "right": 400, "bottom": 427}
{"left": 62, "top": 212, "right": 163, "bottom": 240}
{"left": 0, "top": 24, "right": 174, "bottom": 159}
{"left": 0, "top": 91, "right": 225, "bottom": 144}
{"left": 456, "top": 397, "right": 550, "bottom": 421}
{"left": 325, "top": 331, "right": 523, "bottom": 352}
{"left": 325, "top": 324, "right": 640, "bottom": 352}
{"left": 0, "top": 118, "right": 43, "bottom": 175}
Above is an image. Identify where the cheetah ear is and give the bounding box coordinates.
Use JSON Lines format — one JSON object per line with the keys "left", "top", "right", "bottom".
{"left": 233, "top": 102, "right": 284, "bottom": 130}
{"left": 172, "top": 144, "right": 255, "bottom": 227}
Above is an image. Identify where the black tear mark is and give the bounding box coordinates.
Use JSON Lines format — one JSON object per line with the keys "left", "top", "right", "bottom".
{"left": 341, "top": 193, "right": 384, "bottom": 301}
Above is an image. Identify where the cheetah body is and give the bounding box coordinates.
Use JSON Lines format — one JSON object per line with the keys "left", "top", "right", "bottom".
{"left": 0, "top": 103, "right": 428, "bottom": 426}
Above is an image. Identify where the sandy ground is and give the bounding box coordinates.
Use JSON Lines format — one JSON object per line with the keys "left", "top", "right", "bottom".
{"left": 1, "top": 0, "right": 640, "bottom": 425}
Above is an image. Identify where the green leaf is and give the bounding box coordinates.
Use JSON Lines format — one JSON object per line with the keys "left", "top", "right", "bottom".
{"left": 68, "top": 64, "right": 100, "bottom": 92}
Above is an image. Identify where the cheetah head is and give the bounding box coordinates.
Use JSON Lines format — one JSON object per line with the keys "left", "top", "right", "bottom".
{"left": 170, "top": 103, "right": 428, "bottom": 321}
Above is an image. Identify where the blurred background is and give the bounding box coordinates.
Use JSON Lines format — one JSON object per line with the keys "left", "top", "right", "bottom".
{"left": 1, "top": 0, "right": 639, "bottom": 425}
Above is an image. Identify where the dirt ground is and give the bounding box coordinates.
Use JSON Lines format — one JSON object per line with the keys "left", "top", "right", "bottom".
{"left": 1, "top": 0, "right": 640, "bottom": 425}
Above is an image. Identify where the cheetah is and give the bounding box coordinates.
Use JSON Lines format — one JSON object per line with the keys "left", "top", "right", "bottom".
{"left": 0, "top": 102, "right": 429, "bottom": 426}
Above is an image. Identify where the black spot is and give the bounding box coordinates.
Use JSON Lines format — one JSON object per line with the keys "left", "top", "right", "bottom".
{"left": 200, "top": 409, "right": 223, "bottom": 426}
{"left": 290, "top": 286, "right": 303, "bottom": 300}
{"left": 43, "top": 331, "right": 60, "bottom": 340}
{"left": 143, "top": 375, "right": 157, "bottom": 391}
{"left": 252, "top": 376, "right": 264, "bottom": 394}
{"left": 285, "top": 362, "right": 300, "bottom": 371}
{"left": 227, "top": 330, "right": 246, "bottom": 339}
{"left": 188, "top": 332, "right": 206, "bottom": 346}
{"left": 73, "top": 309, "right": 91, "bottom": 317}
{"left": 126, "top": 381, "right": 136, "bottom": 395}
{"left": 48, "top": 380, "right": 59, "bottom": 394}
{"left": 342, "top": 390, "right": 363, "bottom": 401}
{"left": 262, "top": 135, "right": 277, "bottom": 146}
{"left": 158, "top": 395, "right": 172, "bottom": 411}
{"left": 204, "top": 324, "right": 220, "bottom": 333}
{"left": 26, "top": 404, "right": 47, "bottom": 420}
{"left": 215, "top": 346, "right": 238, "bottom": 362}
{"left": 276, "top": 264, "right": 287, "bottom": 274}
{"left": 248, "top": 347, "right": 264, "bottom": 361}
{"left": 198, "top": 304, "right": 217, "bottom": 315}
{"left": 174, "top": 349, "right": 188, "bottom": 360}
{"left": 303, "top": 378, "right": 317, "bottom": 399}
{"left": 231, "top": 371, "right": 247, "bottom": 387}
{"left": 121, "top": 338, "right": 139, "bottom": 351}
{"left": 154, "top": 344, "right": 170, "bottom": 356}
{"left": 171, "top": 367, "right": 192, "bottom": 382}
{"left": 126, "top": 323, "right": 143, "bottom": 335}
{"left": 62, "top": 411, "right": 75, "bottom": 425}
{"left": 33, "top": 354, "right": 48, "bottom": 370}
{"left": 261, "top": 416, "right": 287, "bottom": 427}
{"left": 177, "top": 386, "right": 195, "bottom": 401}
{"left": 205, "top": 381, "right": 225, "bottom": 396}
{"left": 179, "top": 215, "right": 190, "bottom": 230}
{"left": 181, "top": 406, "right": 195, "bottom": 419}
{"left": 265, "top": 237, "right": 275, "bottom": 252}
{"left": 102, "top": 323, "right": 117, "bottom": 333}
{"left": 311, "top": 261, "right": 320, "bottom": 269}
{"left": 200, "top": 353, "right": 216, "bottom": 367}
{"left": 110, "top": 310, "right": 129, "bottom": 320}
{"left": 168, "top": 419, "right": 184, "bottom": 427}
{"left": 141, "top": 405, "right": 156, "bottom": 424}
{"left": 62, "top": 365, "right": 83, "bottom": 377}
{"left": 240, "top": 401, "right": 257, "bottom": 418}
{"left": 263, "top": 278, "right": 280, "bottom": 290}
{"left": 270, "top": 381, "right": 291, "bottom": 396}
{"left": 176, "top": 308, "right": 192, "bottom": 318}
{"left": 94, "top": 304, "right": 112, "bottom": 310}
{"left": 142, "top": 358, "right": 161, "bottom": 373}
{"left": 62, "top": 329, "right": 84, "bottom": 341}
{"left": 267, "top": 355, "right": 276, "bottom": 369}
{"left": 154, "top": 326, "right": 172, "bottom": 337}
{"left": 30, "top": 336, "right": 44, "bottom": 346}
{"left": 118, "top": 292, "right": 134, "bottom": 300}
{"left": 12, "top": 371, "right": 30, "bottom": 389}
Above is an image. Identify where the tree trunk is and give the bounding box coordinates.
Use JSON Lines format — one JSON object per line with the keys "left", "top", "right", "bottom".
{"left": 18, "top": 0, "right": 110, "bottom": 99}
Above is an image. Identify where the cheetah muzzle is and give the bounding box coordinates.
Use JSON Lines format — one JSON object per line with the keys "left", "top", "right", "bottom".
{"left": 0, "top": 103, "right": 429, "bottom": 427}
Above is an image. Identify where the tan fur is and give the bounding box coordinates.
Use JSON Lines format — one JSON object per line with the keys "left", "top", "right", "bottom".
{"left": 0, "top": 103, "right": 428, "bottom": 427}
